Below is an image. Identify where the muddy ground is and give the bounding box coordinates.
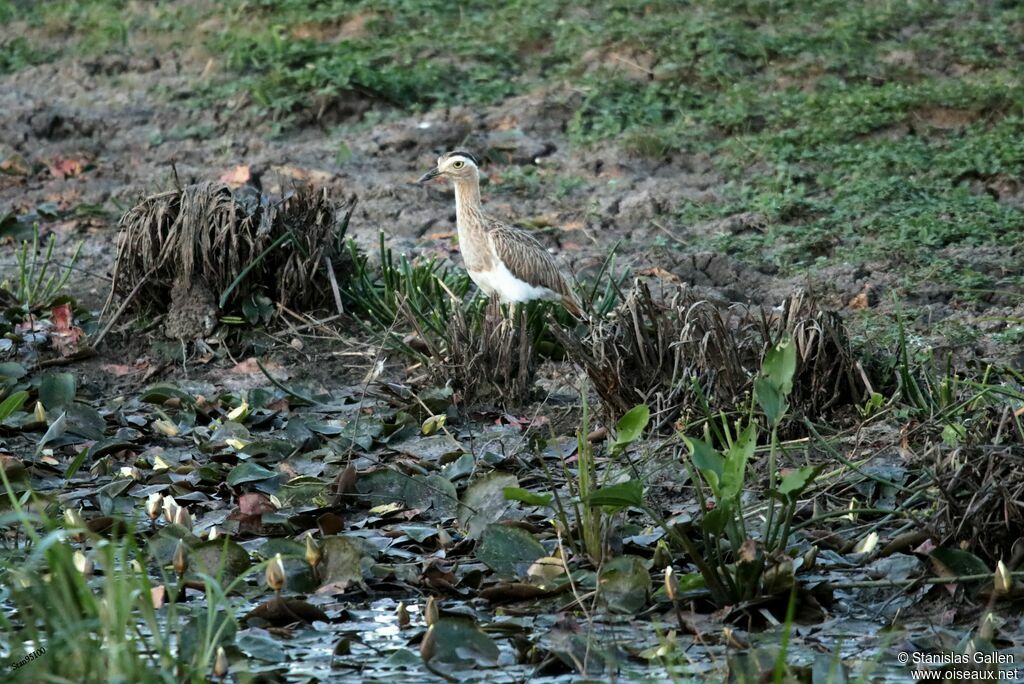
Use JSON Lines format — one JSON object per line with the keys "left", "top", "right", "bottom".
{"left": 2, "top": 20, "right": 1024, "bottom": 683}
{"left": 5, "top": 46, "right": 1020, "bottom": 383}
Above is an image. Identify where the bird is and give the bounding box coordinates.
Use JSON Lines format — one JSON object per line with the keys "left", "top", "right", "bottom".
{"left": 417, "top": 150, "right": 584, "bottom": 318}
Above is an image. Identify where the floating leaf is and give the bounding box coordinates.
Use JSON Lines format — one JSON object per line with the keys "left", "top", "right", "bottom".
{"left": 422, "top": 617, "right": 499, "bottom": 668}
{"left": 139, "top": 383, "right": 195, "bottom": 407}
{"left": 598, "top": 555, "right": 652, "bottom": 614}
{"left": 457, "top": 471, "right": 518, "bottom": 540}
{"left": 405, "top": 473, "right": 458, "bottom": 519}
{"left": 319, "top": 536, "right": 364, "bottom": 588}
{"left": 399, "top": 525, "right": 439, "bottom": 543}
{"left": 191, "top": 538, "right": 252, "bottom": 582}
{"left": 356, "top": 469, "right": 408, "bottom": 506}
{"left": 477, "top": 524, "right": 546, "bottom": 579}
{"left": 39, "top": 372, "right": 76, "bottom": 410}
{"left": 929, "top": 547, "right": 988, "bottom": 579}
{"left": 179, "top": 611, "right": 237, "bottom": 667}
{"left": 226, "top": 462, "right": 278, "bottom": 487}
{"left": 245, "top": 597, "right": 329, "bottom": 626}
{"left": 0, "top": 362, "right": 27, "bottom": 384}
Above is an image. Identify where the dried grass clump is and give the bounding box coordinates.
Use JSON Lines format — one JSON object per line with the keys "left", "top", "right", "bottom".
{"left": 550, "top": 280, "right": 867, "bottom": 431}
{"left": 932, "top": 445, "right": 1024, "bottom": 563}
{"left": 108, "top": 181, "right": 354, "bottom": 324}
{"left": 403, "top": 298, "right": 534, "bottom": 408}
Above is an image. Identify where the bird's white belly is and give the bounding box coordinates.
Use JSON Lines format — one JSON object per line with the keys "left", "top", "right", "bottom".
{"left": 469, "top": 263, "right": 559, "bottom": 304}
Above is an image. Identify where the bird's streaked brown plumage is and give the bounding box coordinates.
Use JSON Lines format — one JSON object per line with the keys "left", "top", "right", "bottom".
{"left": 417, "top": 151, "right": 583, "bottom": 318}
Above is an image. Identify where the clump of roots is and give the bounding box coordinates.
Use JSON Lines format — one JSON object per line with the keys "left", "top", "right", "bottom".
{"left": 931, "top": 445, "right": 1024, "bottom": 565}
{"left": 403, "top": 298, "right": 534, "bottom": 408}
{"left": 550, "top": 280, "right": 867, "bottom": 432}
{"left": 107, "top": 180, "right": 355, "bottom": 337}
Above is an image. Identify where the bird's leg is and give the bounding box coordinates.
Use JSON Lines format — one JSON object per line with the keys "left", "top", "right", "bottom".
{"left": 485, "top": 295, "right": 501, "bottom": 325}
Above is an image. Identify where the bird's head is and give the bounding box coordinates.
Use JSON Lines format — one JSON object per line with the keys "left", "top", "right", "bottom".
{"left": 417, "top": 150, "right": 480, "bottom": 184}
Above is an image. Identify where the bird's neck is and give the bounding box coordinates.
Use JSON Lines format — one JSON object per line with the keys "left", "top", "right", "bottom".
{"left": 453, "top": 176, "right": 485, "bottom": 234}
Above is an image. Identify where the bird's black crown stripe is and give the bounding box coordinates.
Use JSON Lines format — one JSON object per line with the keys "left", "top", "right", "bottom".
{"left": 445, "top": 150, "right": 480, "bottom": 166}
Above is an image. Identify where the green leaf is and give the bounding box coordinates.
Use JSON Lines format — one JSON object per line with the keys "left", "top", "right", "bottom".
{"left": 226, "top": 462, "right": 278, "bottom": 487}
{"left": 423, "top": 618, "right": 499, "bottom": 667}
{"left": 586, "top": 479, "right": 643, "bottom": 510}
{"left": 38, "top": 372, "right": 76, "bottom": 410}
{"left": 777, "top": 465, "right": 822, "bottom": 499}
{"left": 356, "top": 468, "right": 407, "bottom": 505}
{"left": 685, "top": 436, "right": 724, "bottom": 496}
{"left": 405, "top": 473, "right": 459, "bottom": 519}
{"left": 0, "top": 390, "right": 28, "bottom": 421}
{"left": 477, "top": 524, "right": 546, "bottom": 579}
{"left": 720, "top": 424, "right": 756, "bottom": 501}
{"left": 762, "top": 336, "right": 797, "bottom": 397}
{"left": 320, "top": 536, "right": 365, "bottom": 587}
{"left": 941, "top": 423, "right": 967, "bottom": 446}
{"left": 457, "top": 471, "right": 518, "bottom": 540}
{"left": 0, "top": 362, "right": 27, "bottom": 383}
{"left": 598, "top": 555, "right": 652, "bottom": 614}
{"left": 612, "top": 404, "right": 650, "bottom": 452}
{"left": 139, "top": 382, "right": 196, "bottom": 407}
{"left": 702, "top": 504, "right": 731, "bottom": 535}
{"left": 503, "top": 486, "right": 553, "bottom": 507}
{"left": 191, "top": 538, "right": 252, "bottom": 582}
{"left": 755, "top": 376, "right": 788, "bottom": 426}
{"left": 929, "top": 547, "right": 989, "bottom": 579}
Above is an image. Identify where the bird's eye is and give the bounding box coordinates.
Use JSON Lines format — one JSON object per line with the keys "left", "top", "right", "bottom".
{"left": 452, "top": 160, "right": 465, "bottom": 169}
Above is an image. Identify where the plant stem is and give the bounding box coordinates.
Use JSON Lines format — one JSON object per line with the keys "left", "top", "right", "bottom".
{"left": 764, "top": 425, "right": 778, "bottom": 551}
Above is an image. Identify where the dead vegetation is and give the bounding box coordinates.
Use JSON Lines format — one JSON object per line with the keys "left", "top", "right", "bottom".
{"left": 403, "top": 298, "right": 535, "bottom": 408}
{"left": 106, "top": 180, "right": 354, "bottom": 337}
{"left": 550, "top": 280, "right": 868, "bottom": 432}
{"left": 932, "top": 445, "right": 1024, "bottom": 564}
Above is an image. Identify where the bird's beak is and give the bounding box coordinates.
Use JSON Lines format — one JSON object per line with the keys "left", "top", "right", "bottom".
{"left": 417, "top": 166, "right": 441, "bottom": 184}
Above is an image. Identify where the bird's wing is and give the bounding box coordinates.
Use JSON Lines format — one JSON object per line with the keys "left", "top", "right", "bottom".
{"left": 487, "top": 223, "right": 583, "bottom": 315}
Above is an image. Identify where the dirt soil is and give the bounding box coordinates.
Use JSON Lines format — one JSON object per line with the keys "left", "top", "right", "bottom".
{"left": 4, "top": 25, "right": 1024, "bottom": 684}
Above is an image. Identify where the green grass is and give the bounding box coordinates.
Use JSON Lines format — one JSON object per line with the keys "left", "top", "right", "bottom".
{"left": 2, "top": 0, "right": 1021, "bottom": 303}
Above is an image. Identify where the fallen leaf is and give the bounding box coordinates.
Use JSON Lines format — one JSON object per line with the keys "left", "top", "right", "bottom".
{"left": 638, "top": 267, "right": 681, "bottom": 283}
{"left": 0, "top": 154, "right": 32, "bottom": 176}
{"left": 269, "top": 164, "right": 333, "bottom": 185}
{"left": 101, "top": 363, "right": 142, "bottom": 376}
{"left": 51, "top": 302, "right": 84, "bottom": 356}
{"left": 48, "top": 157, "right": 85, "bottom": 179}
{"left": 220, "top": 165, "right": 250, "bottom": 187}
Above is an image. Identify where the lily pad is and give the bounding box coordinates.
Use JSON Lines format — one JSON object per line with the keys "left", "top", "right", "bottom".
{"left": 227, "top": 462, "right": 278, "bottom": 487}
{"left": 405, "top": 473, "right": 458, "bottom": 518}
{"left": 457, "top": 471, "right": 518, "bottom": 540}
{"left": 190, "top": 538, "right": 252, "bottom": 582}
{"left": 422, "top": 617, "right": 499, "bottom": 668}
{"left": 477, "top": 524, "right": 546, "bottom": 579}
{"left": 39, "top": 372, "right": 76, "bottom": 410}
{"left": 319, "top": 536, "right": 364, "bottom": 588}
{"left": 598, "top": 555, "right": 651, "bottom": 614}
